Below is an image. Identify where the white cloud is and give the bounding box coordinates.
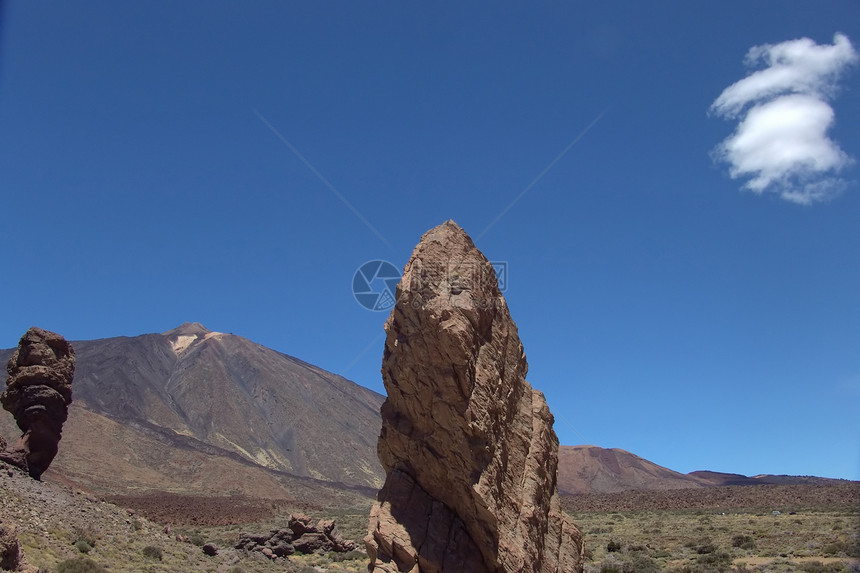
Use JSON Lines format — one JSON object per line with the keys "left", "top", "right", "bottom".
{"left": 710, "top": 33, "right": 858, "bottom": 204}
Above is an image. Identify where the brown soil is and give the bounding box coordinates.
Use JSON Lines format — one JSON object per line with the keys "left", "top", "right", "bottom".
{"left": 106, "top": 492, "right": 320, "bottom": 526}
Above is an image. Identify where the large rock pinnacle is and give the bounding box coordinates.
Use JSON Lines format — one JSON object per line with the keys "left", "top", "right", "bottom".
{"left": 0, "top": 327, "right": 75, "bottom": 479}
{"left": 366, "top": 221, "right": 583, "bottom": 573}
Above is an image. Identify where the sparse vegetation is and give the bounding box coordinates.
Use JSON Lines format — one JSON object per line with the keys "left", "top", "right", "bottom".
{"left": 71, "top": 525, "right": 98, "bottom": 549}
{"left": 575, "top": 509, "right": 859, "bottom": 573}
{"left": 797, "top": 561, "right": 846, "bottom": 573}
{"left": 56, "top": 558, "right": 108, "bottom": 573}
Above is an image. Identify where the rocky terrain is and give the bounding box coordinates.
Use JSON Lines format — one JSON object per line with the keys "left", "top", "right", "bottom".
{"left": 366, "top": 221, "right": 583, "bottom": 573}
{"left": 1, "top": 458, "right": 371, "bottom": 572}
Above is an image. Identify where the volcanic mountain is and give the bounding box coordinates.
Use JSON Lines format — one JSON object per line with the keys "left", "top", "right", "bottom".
{"left": 1, "top": 325, "right": 845, "bottom": 501}
{"left": 556, "top": 445, "right": 849, "bottom": 495}
{"left": 0, "top": 323, "right": 385, "bottom": 497}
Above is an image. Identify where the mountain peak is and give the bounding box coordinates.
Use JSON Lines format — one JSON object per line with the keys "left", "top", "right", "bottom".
{"left": 161, "top": 323, "right": 219, "bottom": 355}
{"left": 162, "top": 322, "right": 212, "bottom": 338}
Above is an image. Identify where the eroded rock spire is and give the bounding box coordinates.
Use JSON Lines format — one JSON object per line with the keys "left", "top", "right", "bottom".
{"left": 366, "top": 221, "right": 583, "bottom": 572}
{"left": 0, "top": 327, "right": 75, "bottom": 479}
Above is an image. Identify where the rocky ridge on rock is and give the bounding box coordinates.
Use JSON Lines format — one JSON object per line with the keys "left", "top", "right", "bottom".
{"left": 0, "top": 327, "right": 75, "bottom": 479}
{"left": 365, "top": 221, "right": 584, "bottom": 573}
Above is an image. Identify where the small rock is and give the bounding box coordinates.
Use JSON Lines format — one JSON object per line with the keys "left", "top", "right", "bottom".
{"left": 261, "top": 546, "right": 275, "bottom": 559}
{"left": 202, "top": 543, "right": 218, "bottom": 556}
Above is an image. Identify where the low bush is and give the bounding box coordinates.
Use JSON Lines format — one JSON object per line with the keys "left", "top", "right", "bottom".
{"left": 731, "top": 534, "right": 756, "bottom": 550}
{"left": 71, "top": 526, "right": 98, "bottom": 548}
{"left": 142, "top": 545, "right": 163, "bottom": 560}
{"left": 696, "top": 549, "right": 732, "bottom": 570}
{"left": 694, "top": 541, "right": 717, "bottom": 555}
{"left": 74, "top": 540, "right": 92, "bottom": 554}
{"left": 329, "top": 549, "right": 367, "bottom": 562}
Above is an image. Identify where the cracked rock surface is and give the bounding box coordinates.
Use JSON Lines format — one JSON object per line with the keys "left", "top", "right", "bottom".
{"left": 366, "top": 221, "right": 583, "bottom": 573}
{"left": 0, "top": 327, "right": 75, "bottom": 480}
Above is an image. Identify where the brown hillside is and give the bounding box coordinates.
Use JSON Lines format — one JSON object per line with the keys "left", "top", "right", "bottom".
{"left": 557, "top": 445, "right": 703, "bottom": 494}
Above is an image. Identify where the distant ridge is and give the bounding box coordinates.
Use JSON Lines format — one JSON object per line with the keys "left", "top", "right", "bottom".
{"left": 556, "top": 445, "right": 852, "bottom": 494}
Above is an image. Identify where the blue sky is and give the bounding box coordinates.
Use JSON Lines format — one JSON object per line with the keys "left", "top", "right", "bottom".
{"left": 1, "top": 1, "right": 858, "bottom": 480}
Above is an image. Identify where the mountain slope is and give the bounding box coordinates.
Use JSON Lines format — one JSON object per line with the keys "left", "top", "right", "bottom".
{"left": 1, "top": 323, "right": 385, "bottom": 494}
{"left": 2, "top": 325, "right": 846, "bottom": 499}
{"left": 557, "top": 445, "right": 702, "bottom": 494}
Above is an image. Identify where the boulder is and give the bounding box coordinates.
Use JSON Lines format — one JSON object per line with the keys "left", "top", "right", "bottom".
{"left": 293, "top": 532, "right": 328, "bottom": 554}
{"left": 0, "top": 327, "right": 75, "bottom": 479}
{"left": 365, "top": 221, "right": 584, "bottom": 573}
{"left": 288, "top": 513, "right": 313, "bottom": 536}
{"left": 202, "top": 542, "right": 218, "bottom": 556}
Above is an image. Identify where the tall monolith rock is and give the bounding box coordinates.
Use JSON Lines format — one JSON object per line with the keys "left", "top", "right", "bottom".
{"left": 365, "top": 221, "right": 583, "bottom": 573}
{"left": 0, "top": 327, "right": 75, "bottom": 479}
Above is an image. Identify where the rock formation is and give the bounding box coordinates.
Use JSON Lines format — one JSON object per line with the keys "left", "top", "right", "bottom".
{"left": 0, "top": 517, "right": 38, "bottom": 573}
{"left": 365, "top": 221, "right": 583, "bottom": 573}
{"left": 0, "top": 519, "right": 21, "bottom": 571}
{"left": 236, "top": 513, "right": 356, "bottom": 559}
{"left": 0, "top": 327, "right": 75, "bottom": 479}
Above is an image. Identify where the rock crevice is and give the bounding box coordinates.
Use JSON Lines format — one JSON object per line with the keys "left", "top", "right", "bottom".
{"left": 366, "top": 221, "right": 583, "bottom": 573}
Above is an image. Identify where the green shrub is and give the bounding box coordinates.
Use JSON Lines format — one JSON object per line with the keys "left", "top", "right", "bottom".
{"left": 329, "top": 549, "right": 366, "bottom": 562}
{"left": 731, "top": 534, "right": 756, "bottom": 550}
{"left": 56, "top": 558, "right": 108, "bottom": 573}
{"left": 189, "top": 533, "right": 205, "bottom": 546}
{"left": 142, "top": 545, "right": 163, "bottom": 560}
{"left": 620, "top": 553, "right": 661, "bottom": 573}
{"left": 694, "top": 541, "right": 717, "bottom": 554}
{"left": 606, "top": 539, "right": 622, "bottom": 552}
{"left": 74, "top": 540, "right": 92, "bottom": 554}
{"left": 822, "top": 540, "right": 860, "bottom": 557}
{"left": 696, "top": 549, "right": 732, "bottom": 571}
